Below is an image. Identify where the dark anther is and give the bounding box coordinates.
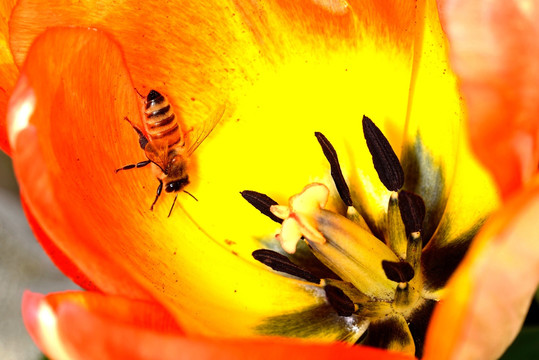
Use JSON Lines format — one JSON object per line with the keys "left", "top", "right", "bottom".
{"left": 252, "top": 249, "right": 320, "bottom": 284}
{"left": 362, "top": 115, "right": 404, "bottom": 191}
{"left": 241, "top": 191, "right": 283, "bottom": 224}
{"left": 315, "top": 132, "right": 353, "bottom": 207}
{"left": 398, "top": 190, "right": 426, "bottom": 235}
{"left": 382, "top": 260, "right": 415, "bottom": 283}
{"left": 324, "top": 285, "right": 355, "bottom": 317}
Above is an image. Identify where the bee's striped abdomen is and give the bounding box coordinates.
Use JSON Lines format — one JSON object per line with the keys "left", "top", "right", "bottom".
{"left": 143, "top": 90, "right": 183, "bottom": 148}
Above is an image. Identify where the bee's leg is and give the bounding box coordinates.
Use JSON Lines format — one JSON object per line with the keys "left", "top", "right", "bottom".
{"left": 134, "top": 88, "right": 145, "bottom": 99}
{"left": 124, "top": 116, "right": 149, "bottom": 150}
{"left": 115, "top": 160, "right": 151, "bottom": 173}
{"left": 150, "top": 179, "right": 163, "bottom": 211}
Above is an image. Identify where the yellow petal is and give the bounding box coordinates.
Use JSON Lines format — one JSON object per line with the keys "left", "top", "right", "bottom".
{"left": 398, "top": 0, "right": 501, "bottom": 293}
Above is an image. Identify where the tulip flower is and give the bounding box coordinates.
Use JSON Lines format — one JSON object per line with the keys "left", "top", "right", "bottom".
{"left": 1, "top": 0, "right": 538, "bottom": 359}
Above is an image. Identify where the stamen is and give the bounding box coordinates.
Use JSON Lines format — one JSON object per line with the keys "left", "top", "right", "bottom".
{"left": 252, "top": 249, "right": 321, "bottom": 284}
{"left": 387, "top": 192, "right": 407, "bottom": 259}
{"left": 406, "top": 232, "right": 423, "bottom": 291}
{"left": 241, "top": 191, "right": 283, "bottom": 224}
{"left": 314, "top": 132, "right": 353, "bottom": 206}
{"left": 393, "top": 282, "right": 420, "bottom": 313}
{"left": 397, "top": 191, "right": 426, "bottom": 236}
{"left": 362, "top": 115, "right": 404, "bottom": 191}
{"left": 381, "top": 260, "right": 415, "bottom": 283}
{"left": 397, "top": 192, "right": 425, "bottom": 289}
{"left": 324, "top": 284, "right": 356, "bottom": 316}
{"left": 346, "top": 206, "right": 371, "bottom": 231}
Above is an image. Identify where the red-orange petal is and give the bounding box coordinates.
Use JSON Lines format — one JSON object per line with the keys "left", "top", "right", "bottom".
{"left": 21, "top": 198, "right": 99, "bottom": 291}
{"left": 0, "top": 0, "right": 19, "bottom": 154}
{"left": 23, "top": 291, "right": 414, "bottom": 360}
{"left": 439, "top": 0, "right": 539, "bottom": 199}
{"left": 424, "top": 175, "right": 539, "bottom": 359}
{"left": 8, "top": 27, "right": 153, "bottom": 300}
{"left": 8, "top": 27, "right": 346, "bottom": 339}
{"left": 7, "top": 3, "right": 433, "bottom": 339}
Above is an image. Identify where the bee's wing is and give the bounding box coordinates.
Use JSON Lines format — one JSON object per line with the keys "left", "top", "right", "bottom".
{"left": 187, "top": 103, "right": 226, "bottom": 156}
{"left": 144, "top": 141, "right": 169, "bottom": 174}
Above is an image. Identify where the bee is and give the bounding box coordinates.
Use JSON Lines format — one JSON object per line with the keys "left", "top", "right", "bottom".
{"left": 116, "top": 89, "right": 225, "bottom": 216}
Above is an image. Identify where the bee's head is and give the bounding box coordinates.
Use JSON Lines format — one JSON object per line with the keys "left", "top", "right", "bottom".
{"left": 165, "top": 177, "right": 189, "bottom": 193}
{"left": 164, "top": 176, "right": 196, "bottom": 217}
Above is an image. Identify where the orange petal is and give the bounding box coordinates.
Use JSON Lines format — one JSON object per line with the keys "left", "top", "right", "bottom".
{"left": 0, "top": 0, "right": 19, "bottom": 154}
{"left": 23, "top": 291, "right": 414, "bottom": 360}
{"left": 6, "top": 0, "right": 435, "bottom": 339}
{"left": 22, "top": 291, "right": 183, "bottom": 359}
{"left": 8, "top": 27, "right": 153, "bottom": 300}
{"left": 7, "top": 27, "right": 348, "bottom": 339}
{"left": 424, "top": 175, "right": 539, "bottom": 359}
{"left": 439, "top": 0, "right": 539, "bottom": 198}
{"left": 21, "top": 198, "right": 99, "bottom": 291}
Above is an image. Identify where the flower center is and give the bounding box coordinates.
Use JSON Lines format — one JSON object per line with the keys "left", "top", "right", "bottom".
{"left": 242, "top": 115, "right": 441, "bottom": 356}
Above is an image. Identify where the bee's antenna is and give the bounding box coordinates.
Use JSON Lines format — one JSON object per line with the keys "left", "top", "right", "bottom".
{"left": 183, "top": 190, "right": 198, "bottom": 202}
{"left": 134, "top": 88, "right": 145, "bottom": 99}
{"left": 168, "top": 194, "right": 179, "bottom": 218}
{"left": 168, "top": 191, "right": 197, "bottom": 217}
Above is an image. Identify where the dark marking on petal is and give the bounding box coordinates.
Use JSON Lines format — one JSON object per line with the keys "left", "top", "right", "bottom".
{"left": 408, "top": 300, "right": 437, "bottom": 358}
{"left": 398, "top": 190, "right": 426, "bottom": 236}
{"left": 360, "top": 316, "right": 414, "bottom": 353}
{"left": 422, "top": 240, "right": 471, "bottom": 291}
{"left": 315, "top": 132, "right": 353, "bottom": 206}
{"left": 255, "top": 304, "right": 363, "bottom": 342}
{"left": 252, "top": 249, "right": 320, "bottom": 284}
{"left": 241, "top": 191, "right": 282, "bottom": 223}
{"left": 382, "top": 260, "right": 415, "bottom": 283}
{"left": 421, "top": 221, "right": 484, "bottom": 291}
{"left": 362, "top": 115, "right": 404, "bottom": 191}
{"left": 324, "top": 285, "right": 355, "bottom": 316}
{"left": 400, "top": 135, "right": 445, "bottom": 241}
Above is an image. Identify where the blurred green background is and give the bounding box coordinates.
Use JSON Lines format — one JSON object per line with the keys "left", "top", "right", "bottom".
{"left": 0, "top": 149, "right": 537, "bottom": 359}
